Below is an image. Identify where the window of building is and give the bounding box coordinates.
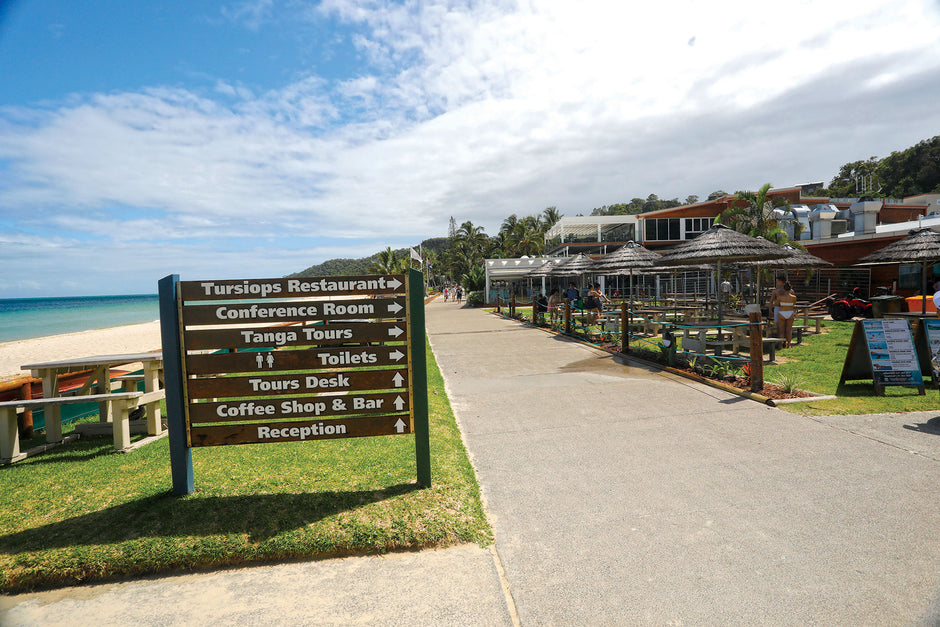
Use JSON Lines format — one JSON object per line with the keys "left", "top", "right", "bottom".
{"left": 684, "top": 217, "right": 711, "bottom": 238}
{"left": 647, "top": 218, "right": 680, "bottom": 241}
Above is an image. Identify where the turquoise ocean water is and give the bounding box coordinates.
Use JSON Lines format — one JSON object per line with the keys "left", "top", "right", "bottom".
{"left": 0, "top": 294, "right": 159, "bottom": 343}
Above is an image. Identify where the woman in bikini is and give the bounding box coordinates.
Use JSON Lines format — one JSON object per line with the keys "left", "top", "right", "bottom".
{"left": 769, "top": 277, "right": 798, "bottom": 348}
{"left": 587, "top": 283, "right": 608, "bottom": 325}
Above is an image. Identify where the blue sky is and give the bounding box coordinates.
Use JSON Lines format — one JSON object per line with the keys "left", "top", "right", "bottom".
{"left": 1, "top": 0, "right": 940, "bottom": 297}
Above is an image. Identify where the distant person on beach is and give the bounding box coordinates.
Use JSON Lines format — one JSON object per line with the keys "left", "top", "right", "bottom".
{"left": 769, "top": 277, "right": 798, "bottom": 348}
{"left": 455, "top": 286, "right": 463, "bottom": 303}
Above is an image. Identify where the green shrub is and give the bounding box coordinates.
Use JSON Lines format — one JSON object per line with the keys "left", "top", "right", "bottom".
{"left": 466, "top": 291, "right": 485, "bottom": 307}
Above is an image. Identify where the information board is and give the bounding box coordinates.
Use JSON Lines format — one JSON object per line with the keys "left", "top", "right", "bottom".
{"left": 158, "top": 270, "right": 430, "bottom": 496}
{"left": 914, "top": 318, "right": 940, "bottom": 388}
{"left": 838, "top": 318, "right": 925, "bottom": 395}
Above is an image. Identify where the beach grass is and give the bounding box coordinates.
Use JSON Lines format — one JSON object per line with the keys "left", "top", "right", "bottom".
{"left": 0, "top": 338, "right": 491, "bottom": 593}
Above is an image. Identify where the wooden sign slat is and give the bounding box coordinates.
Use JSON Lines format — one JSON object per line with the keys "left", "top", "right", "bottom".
{"left": 185, "top": 345, "right": 407, "bottom": 375}
{"left": 181, "top": 297, "right": 405, "bottom": 326}
{"left": 187, "top": 369, "right": 409, "bottom": 400}
{"left": 189, "top": 414, "right": 412, "bottom": 447}
{"left": 180, "top": 275, "right": 406, "bottom": 301}
{"left": 184, "top": 321, "right": 407, "bottom": 350}
{"left": 189, "top": 392, "right": 409, "bottom": 424}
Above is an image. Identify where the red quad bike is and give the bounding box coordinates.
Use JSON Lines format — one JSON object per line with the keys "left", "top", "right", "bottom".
{"left": 826, "top": 288, "right": 874, "bottom": 321}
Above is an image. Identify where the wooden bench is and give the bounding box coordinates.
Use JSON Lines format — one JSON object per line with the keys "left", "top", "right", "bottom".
{"left": 792, "top": 325, "right": 806, "bottom": 345}
{"left": 805, "top": 314, "right": 826, "bottom": 334}
{"left": 763, "top": 337, "right": 786, "bottom": 361}
{"left": 0, "top": 389, "right": 165, "bottom": 463}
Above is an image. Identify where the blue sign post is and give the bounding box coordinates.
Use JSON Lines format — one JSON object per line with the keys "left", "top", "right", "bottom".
{"left": 158, "top": 274, "right": 194, "bottom": 496}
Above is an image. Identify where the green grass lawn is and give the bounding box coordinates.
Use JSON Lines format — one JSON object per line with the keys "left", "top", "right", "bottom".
{"left": 0, "top": 339, "right": 491, "bottom": 592}
{"left": 758, "top": 320, "right": 937, "bottom": 415}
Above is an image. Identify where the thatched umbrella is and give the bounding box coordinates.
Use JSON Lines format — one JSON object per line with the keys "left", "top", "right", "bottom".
{"left": 595, "top": 241, "right": 660, "bottom": 311}
{"left": 658, "top": 224, "right": 790, "bottom": 326}
{"left": 594, "top": 242, "right": 660, "bottom": 347}
{"left": 528, "top": 259, "right": 559, "bottom": 278}
{"left": 738, "top": 242, "right": 832, "bottom": 306}
{"left": 550, "top": 253, "right": 596, "bottom": 276}
{"left": 526, "top": 259, "right": 560, "bottom": 300}
{"left": 549, "top": 254, "right": 597, "bottom": 294}
{"left": 856, "top": 227, "right": 940, "bottom": 314}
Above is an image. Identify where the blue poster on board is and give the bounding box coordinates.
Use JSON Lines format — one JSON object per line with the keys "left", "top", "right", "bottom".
{"left": 862, "top": 319, "right": 924, "bottom": 388}
{"left": 924, "top": 319, "right": 940, "bottom": 378}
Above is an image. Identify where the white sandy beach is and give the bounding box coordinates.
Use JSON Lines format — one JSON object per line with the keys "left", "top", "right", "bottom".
{"left": 0, "top": 321, "right": 163, "bottom": 380}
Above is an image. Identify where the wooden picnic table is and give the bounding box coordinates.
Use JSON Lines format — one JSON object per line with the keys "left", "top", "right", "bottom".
{"left": 21, "top": 352, "right": 165, "bottom": 445}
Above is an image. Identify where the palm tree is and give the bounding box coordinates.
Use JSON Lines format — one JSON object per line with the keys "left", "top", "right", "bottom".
{"left": 500, "top": 214, "right": 520, "bottom": 237}
{"left": 716, "top": 183, "right": 795, "bottom": 243}
{"left": 369, "top": 247, "right": 404, "bottom": 274}
{"left": 541, "top": 206, "right": 562, "bottom": 229}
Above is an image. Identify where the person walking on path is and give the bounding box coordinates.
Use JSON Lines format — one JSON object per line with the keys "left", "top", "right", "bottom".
{"left": 769, "top": 276, "right": 798, "bottom": 347}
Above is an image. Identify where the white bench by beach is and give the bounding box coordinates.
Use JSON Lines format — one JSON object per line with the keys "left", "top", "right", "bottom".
{"left": 0, "top": 389, "right": 165, "bottom": 464}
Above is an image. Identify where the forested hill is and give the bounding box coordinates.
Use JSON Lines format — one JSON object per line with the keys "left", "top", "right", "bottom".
{"left": 289, "top": 237, "right": 448, "bottom": 278}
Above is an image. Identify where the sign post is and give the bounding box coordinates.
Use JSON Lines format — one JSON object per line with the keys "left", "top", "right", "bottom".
{"left": 158, "top": 274, "right": 194, "bottom": 496}
{"left": 159, "top": 271, "right": 429, "bottom": 495}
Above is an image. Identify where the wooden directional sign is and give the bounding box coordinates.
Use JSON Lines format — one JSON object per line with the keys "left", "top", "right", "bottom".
{"left": 181, "top": 297, "right": 405, "bottom": 326}
{"left": 159, "top": 270, "right": 431, "bottom": 495}
{"left": 184, "top": 321, "right": 407, "bottom": 351}
{"left": 179, "top": 275, "right": 405, "bottom": 300}
{"left": 189, "top": 392, "right": 409, "bottom": 423}
{"left": 184, "top": 346, "right": 408, "bottom": 375}
{"left": 187, "top": 369, "right": 408, "bottom": 399}
{"left": 190, "top": 415, "right": 411, "bottom": 448}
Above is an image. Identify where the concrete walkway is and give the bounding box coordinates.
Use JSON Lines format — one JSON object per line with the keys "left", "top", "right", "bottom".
{"left": 4, "top": 300, "right": 940, "bottom": 625}
{"left": 426, "top": 300, "right": 940, "bottom": 625}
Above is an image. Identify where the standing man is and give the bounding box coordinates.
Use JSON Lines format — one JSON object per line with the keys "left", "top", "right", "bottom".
{"left": 720, "top": 276, "right": 732, "bottom": 305}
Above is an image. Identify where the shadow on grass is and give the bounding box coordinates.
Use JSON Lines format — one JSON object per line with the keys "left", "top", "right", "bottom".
{"left": 836, "top": 381, "right": 880, "bottom": 397}
{"left": 903, "top": 416, "right": 940, "bottom": 435}
{"left": 0, "top": 482, "right": 420, "bottom": 554}
{"left": 837, "top": 381, "right": 928, "bottom": 398}
{"left": 2, "top": 435, "right": 149, "bottom": 466}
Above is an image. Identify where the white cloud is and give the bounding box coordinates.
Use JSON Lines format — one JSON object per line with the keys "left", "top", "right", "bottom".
{"left": 1, "top": 0, "right": 940, "bottom": 296}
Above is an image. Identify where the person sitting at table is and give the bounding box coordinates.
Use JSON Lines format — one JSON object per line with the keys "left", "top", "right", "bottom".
{"left": 769, "top": 276, "right": 798, "bottom": 348}
{"left": 565, "top": 282, "right": 580, "bottom": 308}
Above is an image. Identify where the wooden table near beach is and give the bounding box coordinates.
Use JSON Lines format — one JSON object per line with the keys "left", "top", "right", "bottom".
{"left": 21, "top": 352, "right": 164, "bottom": 443}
